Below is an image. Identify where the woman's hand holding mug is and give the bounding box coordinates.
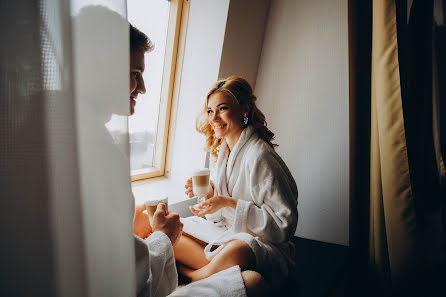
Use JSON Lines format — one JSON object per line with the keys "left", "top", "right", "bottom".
{"left": 184, "top": 178, "right": 214, "bottom": 199}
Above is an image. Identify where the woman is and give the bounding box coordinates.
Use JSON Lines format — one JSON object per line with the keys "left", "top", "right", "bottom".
{"left": 174, "top": 76, "right": 298, "bottom": 289}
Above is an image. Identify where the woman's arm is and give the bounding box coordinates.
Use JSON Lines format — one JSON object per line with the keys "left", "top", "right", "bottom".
{"left": 233, "top": 151, "right": 298, "bottom": 243}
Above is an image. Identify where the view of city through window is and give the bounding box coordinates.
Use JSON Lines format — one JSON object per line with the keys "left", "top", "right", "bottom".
{"left": 127, "top": 0, "right": 169, "bottom": 172}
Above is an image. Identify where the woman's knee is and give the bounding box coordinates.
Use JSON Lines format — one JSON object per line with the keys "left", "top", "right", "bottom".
{"left": 221, "top": 240, "right": 256, "bottom": 269}
{"left": 225, "top": 240, "right": 253, "bottom": 254}
{"left": 241, "top": 271, "right": 269, "bottom": 297}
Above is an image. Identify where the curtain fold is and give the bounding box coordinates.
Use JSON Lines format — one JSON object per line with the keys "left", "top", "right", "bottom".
{"left": 432, "top": 26, "right": 446, "bottom": 186}
{"left": 1, "top": 1, "right": 136, "bottom": 296}
{"left": 350, "top": 0, "right": 446, "bottom": 295}
{"left": 0, "top": 1, "right": 87, "bottom": 296}
{"left": 350, "top": 0, "right": 446, "bottom": 294}
{"left": 399, "top": 1, "right": 446, "bottom": 293}
{"left": 348, "top": 0, "right": 372, "bottom": 293}
{"left": 369, "top": 0, "right": 417, "bottom": 293}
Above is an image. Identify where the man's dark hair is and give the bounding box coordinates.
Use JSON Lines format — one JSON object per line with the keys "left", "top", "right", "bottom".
{"left": 130, "top": 24, "right": 154, "bottom": 53}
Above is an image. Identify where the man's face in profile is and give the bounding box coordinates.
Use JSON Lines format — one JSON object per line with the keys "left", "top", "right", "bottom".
{"left": 129, "top": 49, "right": 146, "bottom": 115}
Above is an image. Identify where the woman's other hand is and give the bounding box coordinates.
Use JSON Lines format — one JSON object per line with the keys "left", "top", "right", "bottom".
{"left": 189, "top": 195, "right": 237, "bottom": 217}
{"left": 133, "top": 204, "right": 152, "bottom": 239}
{"left": 184, "top": 178, "right": 215, "bottom": 199}
{"left": 184, "top": 178, "right": 194, "bottom": 198}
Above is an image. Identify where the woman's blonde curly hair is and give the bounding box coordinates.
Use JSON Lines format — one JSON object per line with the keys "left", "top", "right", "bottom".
{"left": 196, "top": 76, "right": 277, "bottom": 160}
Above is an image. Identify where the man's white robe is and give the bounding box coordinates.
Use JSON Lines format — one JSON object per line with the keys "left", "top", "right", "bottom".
{"left": 134, "top": 232, "right": 177, "bottom": 297}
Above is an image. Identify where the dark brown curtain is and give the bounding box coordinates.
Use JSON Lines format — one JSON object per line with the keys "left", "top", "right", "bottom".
{"left": 349, "top": 0, "right": 446, "bottom": 296}
{"left": 397, "top": 0, "right": 446, "bottom": 294}
{"left": 348, "top": 0, "right": 372, "bottom": 294}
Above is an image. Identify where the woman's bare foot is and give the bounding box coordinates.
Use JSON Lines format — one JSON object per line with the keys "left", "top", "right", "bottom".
{"left": 179, "top": 240, "right": 256, "bottom": 282}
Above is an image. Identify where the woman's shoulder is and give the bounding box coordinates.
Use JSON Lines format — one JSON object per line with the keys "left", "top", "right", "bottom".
{"left": 244, "top": 134, "right": 281, "bottom": 164}
{"left": 246, "top": 133, "right": 295, "bottom": 172}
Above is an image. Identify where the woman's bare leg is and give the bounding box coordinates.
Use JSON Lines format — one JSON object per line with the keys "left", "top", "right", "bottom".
{"left": 173, "top": 235, "right": 209, "bottom": 270}
{"left": 242, "top": 271, "right": 269, "bottom": 297}
{"left": 181, "top": 239, "right": 256, "bottom": 282}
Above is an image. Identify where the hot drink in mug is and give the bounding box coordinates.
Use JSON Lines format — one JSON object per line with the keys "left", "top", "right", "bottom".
{"left": 191, "top": 168, "right": 210, "bottom": 207}
{"left": 144, "top": 195, "right": 168, "bottom": 222}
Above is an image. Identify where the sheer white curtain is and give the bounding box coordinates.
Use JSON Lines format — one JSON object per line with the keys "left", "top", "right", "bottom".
{"left": 1, "top": 0, "right": 135, "bottom": 296}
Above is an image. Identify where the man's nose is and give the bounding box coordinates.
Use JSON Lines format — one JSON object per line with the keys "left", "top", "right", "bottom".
{"left": 138, "top": 77, "right": 146, "bottom": 94}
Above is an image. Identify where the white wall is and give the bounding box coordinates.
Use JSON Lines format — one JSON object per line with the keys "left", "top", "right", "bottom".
{"left": 166, "top": 0, "right": 350, "bottom": 246}
{"left": 168, "top": 0, "right": 230, "bottom": 186}
{"left": 218, "top": 0, "right": 270, "bottom": 87}
{"left": 255, "top": 0, "right": 350, "bottom": 245}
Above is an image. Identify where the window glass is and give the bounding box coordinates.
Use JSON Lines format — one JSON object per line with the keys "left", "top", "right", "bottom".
{"left": 127, "top": 0, "right": 170, "bottom": 172}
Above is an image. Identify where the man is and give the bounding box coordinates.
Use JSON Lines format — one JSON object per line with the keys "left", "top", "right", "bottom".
{"left": 128, "top": 24, "right": 183, "bottom": 297}
{"left": 128, "top": 24, "right": 268, "bottom": 297}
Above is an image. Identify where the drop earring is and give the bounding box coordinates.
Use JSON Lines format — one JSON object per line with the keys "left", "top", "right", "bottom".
{"left": 243, "top": 113, "right": 248, "bottom": 125}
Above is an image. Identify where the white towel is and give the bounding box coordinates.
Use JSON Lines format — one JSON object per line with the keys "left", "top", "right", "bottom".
{"left": 168, "top": 266, "right": 247, "bottom": 297}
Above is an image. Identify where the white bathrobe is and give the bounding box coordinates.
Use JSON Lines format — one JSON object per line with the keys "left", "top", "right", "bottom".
{"left": 132, "top": 191, "right": 177, "bottom": 297}
{"left": 205, "top": 125, "right": 298, "bottom": 288}
{"left": 135, "top": 231, "right": 247, "bottom": 297}
{"left": 134, "top": 232, "right": 177, "bottom": 297}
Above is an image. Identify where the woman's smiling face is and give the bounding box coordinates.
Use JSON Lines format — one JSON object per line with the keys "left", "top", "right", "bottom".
{"left": 207, "top": 91, "right": 245, "bottom": 144}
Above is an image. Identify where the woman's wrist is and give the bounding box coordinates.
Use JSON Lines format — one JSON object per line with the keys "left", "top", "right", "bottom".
{"left": 226, "top": 197, "right": 237, "bottom": 209}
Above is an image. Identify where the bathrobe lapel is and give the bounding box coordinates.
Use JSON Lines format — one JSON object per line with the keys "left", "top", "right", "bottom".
{"left": 215, "top": 126, "right": 256, "bottom": 197}
{"left": 215, "top": 140, "right": 230, "bottom": 197}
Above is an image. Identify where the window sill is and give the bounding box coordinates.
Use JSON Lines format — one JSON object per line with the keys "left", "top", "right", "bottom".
{"left": 131, "top": 176, "right": 189, "bottom": 207}
{"left": 131, "top": 167, "right": 164, "bottom": 182}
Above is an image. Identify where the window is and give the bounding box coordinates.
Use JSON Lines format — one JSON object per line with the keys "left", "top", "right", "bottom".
{"left": 127, "top": 0, "right": 188, "bottom": 181}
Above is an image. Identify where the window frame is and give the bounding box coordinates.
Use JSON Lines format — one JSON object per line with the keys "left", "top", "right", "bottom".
{"left": 131, "top": 0, "right": 190, "bottom": 182}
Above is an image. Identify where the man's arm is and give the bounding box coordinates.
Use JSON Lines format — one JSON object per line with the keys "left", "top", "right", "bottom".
{"left": 134, "top": 204, "right": 183, "bottom": 297}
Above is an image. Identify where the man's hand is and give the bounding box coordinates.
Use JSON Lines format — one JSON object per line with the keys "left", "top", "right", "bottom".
{"left": 151, "top": 203, "right": 183, "bottom": 246}
{"left": 134, "top": 204, "right": 152, "bottom": 239}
